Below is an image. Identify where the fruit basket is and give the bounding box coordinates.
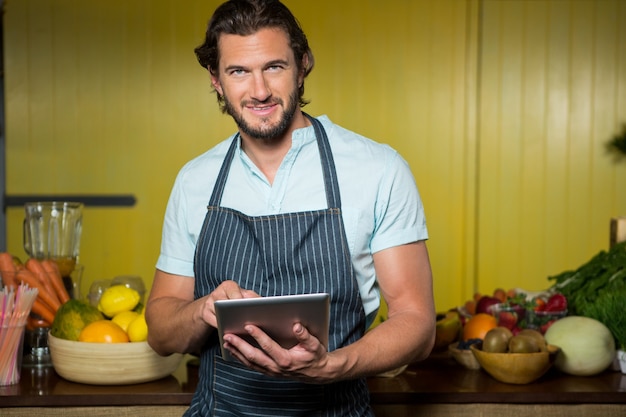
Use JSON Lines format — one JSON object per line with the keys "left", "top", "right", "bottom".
{"left": 48, "top": 333, "right": 183, "bottom": 385}
{"left": 470, "top": 343, "right": 560, "bottom": 384}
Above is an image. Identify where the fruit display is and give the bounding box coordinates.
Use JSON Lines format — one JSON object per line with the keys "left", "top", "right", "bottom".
{"left": 449, "top": 324, "right": 561, "bottom": 383}
{"left": 458, "top": 287, "right": 568, "bottom": 335}
{"left": 50, "top": 284, "right": 148, "bottom": 343}
{"left": 446, "top": 286, "right": 572, "bottom": 379}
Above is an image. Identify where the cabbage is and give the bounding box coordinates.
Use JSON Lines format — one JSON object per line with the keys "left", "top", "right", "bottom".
{"left": 544, "top": 316, "right": 616, "bottom": 376}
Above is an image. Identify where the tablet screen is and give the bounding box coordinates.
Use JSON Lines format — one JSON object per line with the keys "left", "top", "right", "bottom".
{"left": 215, "top": 293, "right": 330, "bottom": 362}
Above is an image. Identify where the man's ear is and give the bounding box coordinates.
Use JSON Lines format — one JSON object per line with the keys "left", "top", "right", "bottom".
{"left": 210, "top": 69, "right": 223, "bottom": 95}
{"left": 298, "top": 55, "right": 309, "bottom": 87}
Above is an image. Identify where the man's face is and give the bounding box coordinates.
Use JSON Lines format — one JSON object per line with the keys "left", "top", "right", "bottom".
{"left": 211, "top": 28, "right": 303, "bottom": 141}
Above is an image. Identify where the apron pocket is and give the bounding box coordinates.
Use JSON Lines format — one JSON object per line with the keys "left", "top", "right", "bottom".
{"left": 213, "top": 356, "right": 324, "bottom": 417}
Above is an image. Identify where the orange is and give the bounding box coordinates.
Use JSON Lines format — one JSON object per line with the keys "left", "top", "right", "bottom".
{"left": 462, "top": 313, "right": 497, "bottom": 341}
{"left": 78, "top": 320, "right": 129, "bottom": 343}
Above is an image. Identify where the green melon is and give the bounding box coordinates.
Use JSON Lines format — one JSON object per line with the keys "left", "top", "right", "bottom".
{"left": 51, "top": 299, "right": 104, "bottom": 341}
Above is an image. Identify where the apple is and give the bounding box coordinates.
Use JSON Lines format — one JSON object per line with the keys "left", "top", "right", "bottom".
{"left": 475, "top": 296, "right": 501, "bottom": 315}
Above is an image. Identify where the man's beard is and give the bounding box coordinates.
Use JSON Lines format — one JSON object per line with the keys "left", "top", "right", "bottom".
{"left": 223, "top": 90, "right": 299, "bottom": 141}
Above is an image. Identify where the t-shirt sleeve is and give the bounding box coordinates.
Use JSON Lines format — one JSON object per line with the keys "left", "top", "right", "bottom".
{"left": 155, "top": 168, "right": 197, "bottom": 277}
{"left": 369, "top": 152, "right": 428, "bottom": 254}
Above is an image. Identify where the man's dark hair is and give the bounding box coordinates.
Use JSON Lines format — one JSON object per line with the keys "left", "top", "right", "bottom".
{"left": 194, "top": 0, "right": 315, "bottom": 108}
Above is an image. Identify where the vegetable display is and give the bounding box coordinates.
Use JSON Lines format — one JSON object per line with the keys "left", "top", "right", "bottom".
{"left": 578, "top": 284, "right": 626, "bottom": 350}
{"left": 0, "top": 252, "right": 71, "bottom": 329}
{"left": 547, "top": 241, "right": 626, "bottom": 356}
{"left": 548, "top": 241, "right": 626, "bottom": 316}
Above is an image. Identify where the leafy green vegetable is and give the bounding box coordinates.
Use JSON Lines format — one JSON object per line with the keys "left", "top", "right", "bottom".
{"left": 547, "top": 241, "right": 626, "bottom": 316}
{"left": 579, "top": 282, "right": 626, "bottom": 350}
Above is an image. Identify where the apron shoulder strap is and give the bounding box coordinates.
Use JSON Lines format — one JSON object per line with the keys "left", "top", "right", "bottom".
{"left": 208, "top": 134, "right": 239, "bottom": 207}
{"left": 304, "top": 113, "right": 342, "bottom": 209}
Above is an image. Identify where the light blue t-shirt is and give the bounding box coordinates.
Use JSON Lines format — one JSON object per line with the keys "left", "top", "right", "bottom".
{"left": 156, "top": 115, "right": 428, "bottom": 321}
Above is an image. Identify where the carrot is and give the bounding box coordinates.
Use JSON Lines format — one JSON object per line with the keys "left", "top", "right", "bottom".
{"left": 27, "top": 315, "right": 52, "bottom": 331}
{"left": 26, "top": 258, "right": 61, "bottom": 307}
{"left": 30, "top": 299, "right": 56, "bottom": 325}
{"left": 41, "top": 259, "right": 70, "bottom": 304}
{"left": 16, "top": 269, "right": 61, "bottom": 313}
{"left": 0, "top": 252, "right": 17, "bottom": 288}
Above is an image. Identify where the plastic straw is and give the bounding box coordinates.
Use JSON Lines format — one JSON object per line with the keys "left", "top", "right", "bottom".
{"left": 0, "top": 284, "right": 38, "bottom": 385}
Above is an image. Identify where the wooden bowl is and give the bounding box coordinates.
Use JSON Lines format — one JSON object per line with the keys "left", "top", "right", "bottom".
{"left": 448, "top": 342, "right": 481, "bottom": 370}
{"left": 470, "top": 343, "right": 560, "bottom": 384}
{"left": 48, "top": 333, "right": 183, "bottom": 385}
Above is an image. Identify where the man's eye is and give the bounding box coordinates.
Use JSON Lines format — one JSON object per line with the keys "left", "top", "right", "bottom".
{"left": 226, "top": 68, "right": 248, "bottom": 76}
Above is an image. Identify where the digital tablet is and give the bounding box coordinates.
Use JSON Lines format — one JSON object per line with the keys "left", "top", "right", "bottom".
{"left": 215, "top": 293, "right": 330, "bottom": 362}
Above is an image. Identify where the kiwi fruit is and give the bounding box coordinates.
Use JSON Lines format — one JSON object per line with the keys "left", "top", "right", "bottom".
{"left": 508, "top": 335, "right": 541, "bottom": 353}
{"left": 516, "top": 329, "right": 547, "bottom": 352}
{"left": 482, "top": 327, "right": 513, "bottom": 353}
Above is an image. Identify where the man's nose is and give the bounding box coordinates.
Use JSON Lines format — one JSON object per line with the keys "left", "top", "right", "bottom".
{"left": 250, "top": 72, "right": 271, "bottom": 101}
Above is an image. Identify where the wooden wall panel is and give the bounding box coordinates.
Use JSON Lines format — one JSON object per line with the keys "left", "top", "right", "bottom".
{"left": 299, "top": 0, "right": 476, "bottom": 310}
{"left": 477, "top": 0, "right": 626, "bottom": 295}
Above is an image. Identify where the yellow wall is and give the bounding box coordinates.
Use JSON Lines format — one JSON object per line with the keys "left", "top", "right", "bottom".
{"left": 477, "top": 0, "right": 626, "bottom": 294}
{"left": 3, "top": 0, "right": 626, "bottom": 311}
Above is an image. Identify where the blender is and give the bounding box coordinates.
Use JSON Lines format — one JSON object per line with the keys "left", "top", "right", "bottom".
{"left": 22, "top": 201, "right": 84, "bottom": 367}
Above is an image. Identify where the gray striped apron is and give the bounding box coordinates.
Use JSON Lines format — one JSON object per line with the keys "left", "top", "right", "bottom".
{"left": 185, "top": 115, "right": 372, "bottom": 416}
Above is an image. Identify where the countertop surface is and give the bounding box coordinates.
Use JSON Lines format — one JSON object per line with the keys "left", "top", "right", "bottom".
{"left": 1, "top": 351, "right": 626, "bottom": 408}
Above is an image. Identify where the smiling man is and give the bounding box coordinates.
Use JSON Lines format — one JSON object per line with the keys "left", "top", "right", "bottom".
{"left": 217, "top": 28, "right": 302, "bottom": 138}
{"left": 145, "top": 1, "right": 436, "bottom": 416}
{"left": 213, "top": 27, "right": 309, "bottom": 182}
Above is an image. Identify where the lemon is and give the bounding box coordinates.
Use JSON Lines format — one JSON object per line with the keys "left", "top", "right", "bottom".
{"left": 98, "top": 285, "right": 141, "bottom": 317}
{"left": 127, "top": 313, "right": 148, "bottom": 342}
{"left": 111, "top": 311, "right": 140, "bottom": 332}
{"left": 78, "top": 320, "right": 130, "bottom": 343}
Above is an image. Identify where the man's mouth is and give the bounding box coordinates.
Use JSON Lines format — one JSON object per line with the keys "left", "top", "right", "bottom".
{"left": 246, "top": 103, "right": 278, "bottom": 117}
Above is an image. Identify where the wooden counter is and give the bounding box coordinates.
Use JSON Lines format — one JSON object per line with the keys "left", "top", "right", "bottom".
{"left": 1, "top": 352, "right": 625, "bottom": 417}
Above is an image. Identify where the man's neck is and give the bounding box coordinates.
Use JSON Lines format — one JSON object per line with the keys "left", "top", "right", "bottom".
{"left": 239, "top": 112, "right": 310, "bottom": 184}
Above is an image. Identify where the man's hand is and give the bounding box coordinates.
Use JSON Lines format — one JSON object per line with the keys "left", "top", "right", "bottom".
{"left": 200, "top": 280, "right": 259, "bottom": 328}
{"left": 222, "top": 322, "right": 332, "bottom": 383}
{"left": 146, "top": 272, "right": 258, "bottom": 355}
